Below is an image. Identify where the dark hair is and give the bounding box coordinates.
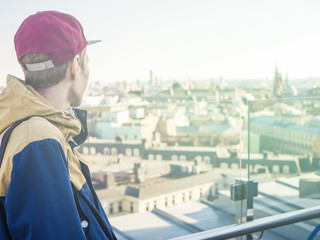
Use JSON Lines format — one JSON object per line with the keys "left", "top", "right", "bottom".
{"left": 21, "top": 48, "right": 87, "bottom": 89}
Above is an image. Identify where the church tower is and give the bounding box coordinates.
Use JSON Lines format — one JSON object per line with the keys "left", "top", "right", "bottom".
{"left": 272, "top": 67, "right": 283, "bottom": 98}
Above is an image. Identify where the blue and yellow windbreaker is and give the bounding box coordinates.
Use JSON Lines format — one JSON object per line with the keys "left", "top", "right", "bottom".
{"left": 0, "top": 75, "right": 117, "bottom": 240}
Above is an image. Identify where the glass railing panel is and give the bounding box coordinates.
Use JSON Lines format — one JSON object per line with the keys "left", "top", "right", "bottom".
{"left": 79, "top": 82, "right": 320, "bottom": 240}
{"left": 247, "top": 96, "right": 320, "bottom": 238}
{"left": 79, "top": 85, "right": 248, "bottom": 239}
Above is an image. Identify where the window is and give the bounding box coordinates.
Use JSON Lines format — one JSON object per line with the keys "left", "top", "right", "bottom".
{"left": 171, "top": 155, "right": 178, "bottom": 161}
{"left": 90, "top": 147, "right": 96, "bottom": 155}
{"left": 133, "top": 148, "right": 140, "bottom": 156}
{"left": 283, "top": 165, "right": 290, "bottom": 174}
{"left": 272, "top": 165, "right": 280, "bottom": 174}
{"left": 109, "top": 203, "right": 114, "bottom": 214}
{"left": 125, "top": 148, "right": 132, "bottom": 156}
{"left": 82, "top": 147, "right": 89, "bottom": 154}
{"left": 111, "top": 147, "right": 118, "bottom": 155}
{"left": 118, "top": 201, "right": 123, "bottom": 212}
{"left": 231, "top": 163, "right": 239, "bottom": 169}
{"left": 130, "top": 202, "right": 134, "bottom": 213}
{"left": 103, "top": 147, "right": 110, "bottom": 155}
{"left": 220, "top": 163, "right": 228, "bottom": 168}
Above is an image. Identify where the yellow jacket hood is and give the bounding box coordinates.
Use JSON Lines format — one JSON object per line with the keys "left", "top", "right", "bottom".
{"left": 0, "top": 75, "right": 82, "bottom": 140}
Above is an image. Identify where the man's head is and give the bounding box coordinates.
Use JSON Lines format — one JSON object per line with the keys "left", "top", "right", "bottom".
{"left": 14, "top": 11, "right": 98, "bottom": 107}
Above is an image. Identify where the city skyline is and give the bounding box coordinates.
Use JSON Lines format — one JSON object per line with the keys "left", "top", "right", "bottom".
{"left": 1, "top": 0, "right": 320, "bottom": 86}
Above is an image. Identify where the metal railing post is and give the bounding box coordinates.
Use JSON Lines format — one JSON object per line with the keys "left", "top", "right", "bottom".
{"left": 231, "top": 178, "right": 258, "bottom": 240}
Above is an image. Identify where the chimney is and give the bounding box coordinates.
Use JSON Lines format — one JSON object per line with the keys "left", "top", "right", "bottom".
{"left": 134, "top": 163, "right": 145, "bottom": 183}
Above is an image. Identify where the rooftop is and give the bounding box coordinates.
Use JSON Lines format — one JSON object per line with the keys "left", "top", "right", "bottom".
{"left": 109, "top": 174, "right": 320, "bottom": 240}
{"left": 125, "top": 171, "right": 220, "bottom": 200}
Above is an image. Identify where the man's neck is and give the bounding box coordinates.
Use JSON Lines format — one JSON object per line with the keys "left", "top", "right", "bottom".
{"left": 36, "top": 80, "right": 72, "bottom": 110}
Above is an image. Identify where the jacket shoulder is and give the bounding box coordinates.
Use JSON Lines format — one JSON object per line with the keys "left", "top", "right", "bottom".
{"left": 14, "top": 116, "right": 65, "bottom": 144}
{"left": 0, "top": 117, "right": 67, "bottom": 196}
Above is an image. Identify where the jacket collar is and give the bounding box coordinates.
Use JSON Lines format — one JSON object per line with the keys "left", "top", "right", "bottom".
{"left": 0, "top": 75, "right": 85, "bottom": 142}
{"left": 69, "top": 108, "right": 88, "bottom": 148}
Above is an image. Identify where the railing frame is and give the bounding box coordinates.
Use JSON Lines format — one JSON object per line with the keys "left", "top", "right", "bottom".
{"left": 170, "top": 206, "right": 320, "bottom": 240}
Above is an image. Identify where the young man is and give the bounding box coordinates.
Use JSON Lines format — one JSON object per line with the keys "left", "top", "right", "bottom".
{"left": 0, "top": 11, "right": 117, "bottom": 239}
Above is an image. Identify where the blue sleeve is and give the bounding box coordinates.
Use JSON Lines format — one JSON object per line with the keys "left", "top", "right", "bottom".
{"left": 5, "top": 139, "right": 86, "bottom": 240}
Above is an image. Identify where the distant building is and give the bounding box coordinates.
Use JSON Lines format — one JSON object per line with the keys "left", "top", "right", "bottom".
{"left": 250, "top": 115, "right": 320, "bottom": 157}
{"left": 101, "top": 109, "right": 129, "bottom": 124}
{"left": 124, "top": 171, "right": 218, "bottom": 213}
{"left": 308, "top": 86, "right": 320, "bottom": 97}
{"left": 272, "top": 67, "right": 297, "bottom": 98}
{"left": 95, "top": 116, "right": 158, "bottom": 141}
{"left": 96, "top": 171, "right": 218, "bottom": 215}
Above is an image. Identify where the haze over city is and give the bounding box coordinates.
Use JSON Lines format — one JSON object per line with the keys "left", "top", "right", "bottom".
{"left": 1, "top": 3, "right": 320, "bottom": 239}
{"left": 1, "top": 0, "right": 320, "bottom": 87}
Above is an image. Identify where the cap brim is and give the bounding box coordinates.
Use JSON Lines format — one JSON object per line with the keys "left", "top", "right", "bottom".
{"left": 88, "top": 40, "right": 101, "bottom": 45}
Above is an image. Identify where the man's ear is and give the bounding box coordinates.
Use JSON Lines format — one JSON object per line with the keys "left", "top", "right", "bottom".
{"left": 70, "top": 54, "right": 80, "bottom": 78}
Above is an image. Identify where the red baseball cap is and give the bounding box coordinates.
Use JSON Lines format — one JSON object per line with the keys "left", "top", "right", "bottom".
{"left": 14, "top": 10, "right": 100, "bottom": 71}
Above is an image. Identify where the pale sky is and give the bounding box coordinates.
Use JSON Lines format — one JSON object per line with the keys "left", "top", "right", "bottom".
{"left": 1, "top": 0, "right": 319, "bottom": 86}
